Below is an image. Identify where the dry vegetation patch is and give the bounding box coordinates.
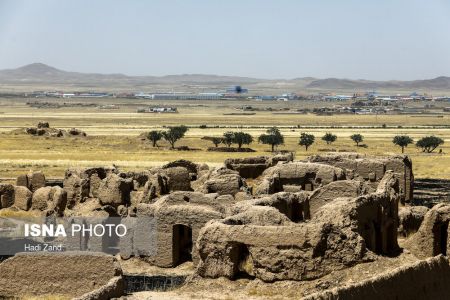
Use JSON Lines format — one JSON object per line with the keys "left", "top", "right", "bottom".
{"left": 0, "top": 99, "right": 448, "bottom": 178}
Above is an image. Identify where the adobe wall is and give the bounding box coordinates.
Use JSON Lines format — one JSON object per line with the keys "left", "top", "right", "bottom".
{"left": 303, "top": 255, "right": 450, "bottom": 300}
{"left": 307, "top": 180, "right": 369, "bottom": 215}
{"left": 233, "top": 192, "right": 310, "bottom": 222}
{"left": 254, "top": 162, "right": 346, "bottom": 195}
{"left": 308, "top": 153, "right": 413, "bottom": 203}
{"left": 224, "top": 153, "right": 294, "bottom": 179}
{"left": 403, "top": 203, "right": 450, "bottom": 259}
{"left": 196, "top": 171, "right": 400, "bottom": 282}
{"left": 0, "top": 155, "right": 407, "bottom": 289}
{"left": 0, "top": 252, "right": 123, "bottom": 298}
{"left": 133, "top": 192, "right": 229, "bottom": 267}
{"left": 196, "top": 219, "right": 370, "bottom": 282}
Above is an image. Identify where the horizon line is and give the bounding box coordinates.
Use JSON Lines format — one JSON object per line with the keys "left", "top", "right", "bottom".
{"left": 1, "top": 62, "right": 449, "bottom": 83}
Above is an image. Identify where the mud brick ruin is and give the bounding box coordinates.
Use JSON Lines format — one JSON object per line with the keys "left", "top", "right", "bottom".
{"left": 0, "top": 252, "right": 123, "bottom": 298}
{"left": 1, "top": 152, "right": 450, "bottom": 299}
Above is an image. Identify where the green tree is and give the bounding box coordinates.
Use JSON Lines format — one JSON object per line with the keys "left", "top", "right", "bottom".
{"left": 258, "top": 127, "right": 284, "bottom": 152}
{"left": 222, "top": 132, "right": 234, "bottom": 148}
{"left": 147, "top": 130, "right": 162, "bottom": 147}
{"left": 232, "top": 132, "right": 253, "bottom": 149}
{"left": 350, "top": 134, "right": 364, "bottom": 146}
{"left": 392, "top": 135, "right": 414, "bottom": 153}
{"left": 416, "top": 136, "right": 444, "bottom": 153}
{"left": 322, "top": 132, "right": 337, "bottom": 145}
{"left": 299, "top": 133, "right": 315, "bottom": 151}
{"left": 162, "top": 125, "right": 188, "bottom": 149}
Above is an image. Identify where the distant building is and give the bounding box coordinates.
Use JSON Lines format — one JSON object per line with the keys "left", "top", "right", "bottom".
{"left": 256, "top": 95, "right": 276, "bottom": 101}
{"left": 281, "top": 93, "right": 298, "bottom": 100}
{"left": 63, "top": 92, "right": 109, "bottom": 98}
{"left": 323, "top": 95, "right": 353, "bottom": 101}
{"left": 196, "top": 93, "right": 223, "bottom": 100}
{"left": 135, "top": 92, "right": 223, "bottom": 100}
{"left": 137, "top": 107, "right": 178, "bottom": 113}
{"left": 226, "top": 86, "right": 248, "bottom": 94}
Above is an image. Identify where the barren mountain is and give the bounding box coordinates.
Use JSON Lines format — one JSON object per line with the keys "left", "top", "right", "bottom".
{"left": 306, "top": 77, "right": 450, "bottom": 90}
{"left": 0, "top": 63, "right": 262, "bottom": 86}
{"left": 0, "top": 63, "right": 449, "bottom": 92}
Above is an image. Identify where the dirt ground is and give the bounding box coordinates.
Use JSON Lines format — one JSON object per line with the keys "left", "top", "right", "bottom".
{"left": 119, "top": 249, "right": 419, "bottom": 300}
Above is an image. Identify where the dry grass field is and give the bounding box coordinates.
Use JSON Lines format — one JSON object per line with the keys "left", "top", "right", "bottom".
{"left": 0, "top": 98, "right": 448, "bottom": 179}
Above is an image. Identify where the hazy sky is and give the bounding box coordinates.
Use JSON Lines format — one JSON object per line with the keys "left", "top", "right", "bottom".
{"left": 0, "top": 0, "right": 449, "bottom": 80}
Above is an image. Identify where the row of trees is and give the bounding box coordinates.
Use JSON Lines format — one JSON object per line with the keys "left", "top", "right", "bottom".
{"left": 203, "top": 131, "right": 254, "bottom": 149}
{"left": 298, "top": 132, "right": 444, "bottom": 153}
{"left": 146, "top": 126, "right": 444, "bottom": 153}
{"left": 320, "top": 133, "right": 363, "bottom": 147}
{"left": 394, "top": 135, "right": 444, "bottom": 153}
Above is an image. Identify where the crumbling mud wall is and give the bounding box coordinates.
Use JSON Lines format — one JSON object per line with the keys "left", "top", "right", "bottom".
{"left": 130, "top": 191, "right": 232, "bottom": 267}
{"left": 0, "top": 154, "right": 412, "bottom": 290}
{"left": 254, "top": 162, "right": 346, "bottom": 195}
{"left": 308, "top": 153, "right": 413, "bottom": 203}
{"left": 16, "top": 171, "right": 46, "bottom": 192}
{"left": 0, "top": 252, "right": 123, "bottom": 298}
{"left": 307, "top": 180, "right": 370, "bottom": 215}
{"left": 0, "top": 183, "right": 15, "bottom": 209}
{"left": 193, "top": 167, "right": 249, "bottom": 196}
{"left": 195, "top": 172, "right": 400, "bottom": 282}
{"left": 224, "top": 153, "right": 294, "bottom": 179}
{"left": 303, "top": 255, "right": 450, "bottom": 300}
{"left": 403, "top": 203, "right": 450, "bottom": 259}
{"left": 314, "top": 171, "right": 400, "bottom": 256}
{"left": 196, "top": 219, "right": 371, "bottom": 282}
{"left": 63, "top": 167, "right": 118, "bottom": 208}
{"left": 233, "top": 192, "right": 311, "bottom": 222}
{"left": 398, "top": 205, "right": 429, "bottom": 237}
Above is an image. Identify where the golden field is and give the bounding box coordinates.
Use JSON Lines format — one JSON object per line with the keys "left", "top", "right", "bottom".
{"left": 0, "top": 98, "right": 448, "bottom": 179}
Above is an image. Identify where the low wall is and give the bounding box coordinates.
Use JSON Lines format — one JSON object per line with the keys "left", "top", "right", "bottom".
{"left": 74, "top": 276, "right": 124, "bottom": 300}
{"left": 303, "top": 255, "right": 450, "bottom": 300}
{"left": 0, "top": 252, "right": 123, "bottom": 298}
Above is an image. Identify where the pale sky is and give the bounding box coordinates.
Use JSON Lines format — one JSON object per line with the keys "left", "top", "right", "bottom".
{"left": 0, "top": 0, "right": 449, "bottom": 80}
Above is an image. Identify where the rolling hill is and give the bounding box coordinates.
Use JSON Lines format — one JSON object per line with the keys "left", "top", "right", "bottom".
{"left": 0, "top": 63, "right": 449, "bottom": 92}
